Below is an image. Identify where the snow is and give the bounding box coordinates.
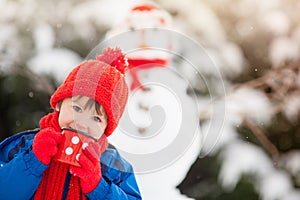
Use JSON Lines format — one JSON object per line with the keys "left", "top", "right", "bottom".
{"left": 291, "top": 26, "right": 300, "bottom": 45}
{"left": 210, "top": 99, "right": 300, "bottom": 200}
{"left": 200, "top": 87, "right": 274, "bottom": 155}
{"left": 219, "top": 141, "right": 273, "bottom": 191}
{"left": 2, "top": 0, "right": 300, "bottom": 199}
{"left": 157, "top": 0, "right": 227, "bottom": 46}
{"left": 27, "top": 23, "right": 82, "bottom": 83}
{"left": 259, "top": 10, "right": 290, "bottom": 35}
{"left": 259, "top": 170, "right": 295, "bottom": 200}
{"left": 269, "top": 36, "right": 299, "bottom": 68}
{"left": 27, "top": 49, "right": 82, "bottom": 83}
{"left": 201, "top": 121, "right": 237, "bottom": 156}
{"left": 33, "top": 23, "right": 55, "bottom": 52}
{"left": 282, "top": 93, "right": 300, "bottom": 122}
{"left": 203, "top": 89, "right": 300, "bottom": 200}
{"left": 225, "top": 88, "right": 273, "bottom": 125}
{"left": 108, "top": 67, "right": 202, "bottom": 199}
{"left": 112, "top": 82, "right": 184, "bottom": 154}
{"left": 219, "top": 42, "right": 245, "bottom": 77}
{"left": 282, "top": 151, "right": 300, "bottom": 176}
{"left": 201, "top": 86, "right": 300, "bottom": 199}
{"left": 69, "top": 0, "right": 139, "bottom": 32}
{"left": 0, "top": 24, "right": 20, "bottom": 72}
{"left": 284, "top": 191, "right": 300, "bottom": 200}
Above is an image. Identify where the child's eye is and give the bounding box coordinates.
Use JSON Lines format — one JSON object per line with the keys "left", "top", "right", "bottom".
{"left": 72, "top": 105, "right": 82, "bottom": 112}
{"left": 93, "top": 116, "right": 102, "bottom": 122}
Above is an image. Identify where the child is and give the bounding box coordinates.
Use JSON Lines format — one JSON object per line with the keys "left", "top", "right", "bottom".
{"left": 0, "top": 48, "right": 142, "bottom": 200}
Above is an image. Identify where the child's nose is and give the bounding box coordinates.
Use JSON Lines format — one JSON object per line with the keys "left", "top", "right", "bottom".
{"left": 74, "top": 118, "right": 88, "bottom": 132}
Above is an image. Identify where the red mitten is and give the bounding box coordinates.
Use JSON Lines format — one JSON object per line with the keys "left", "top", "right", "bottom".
{"left": 32, "top": 127, "right": 62, "bottom": 165}
{"left": 69, "top": 135, "right": 108, "bottom": 193}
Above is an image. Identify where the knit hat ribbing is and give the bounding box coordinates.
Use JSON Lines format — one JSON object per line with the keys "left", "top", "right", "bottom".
{"left": 50, "top": 48, "right": 128, "bottom": 137}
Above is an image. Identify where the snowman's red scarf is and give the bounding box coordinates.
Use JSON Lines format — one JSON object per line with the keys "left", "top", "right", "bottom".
{"left": 127, "top": 58, "right": 168, "bottom": 91}
{"left": 34, "top": 112, "right": 87, "bottom": 200}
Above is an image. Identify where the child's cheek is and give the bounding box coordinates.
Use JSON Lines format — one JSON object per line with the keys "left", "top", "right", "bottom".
{"left": 58, "top": 111, "right": 72, "bottom": 128}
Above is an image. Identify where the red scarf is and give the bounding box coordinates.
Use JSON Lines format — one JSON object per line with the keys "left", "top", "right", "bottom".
{"left": 34, "top": 112, "right": 87, "bottom": 200}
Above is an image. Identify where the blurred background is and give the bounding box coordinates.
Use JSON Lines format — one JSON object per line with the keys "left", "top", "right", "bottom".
{"left": 1, "top": 0, "right": 300, "bottom": 199}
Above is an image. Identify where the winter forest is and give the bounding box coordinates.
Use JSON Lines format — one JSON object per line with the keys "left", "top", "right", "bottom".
{"left": 1, "top": 0, "right": 300, "bottom": 199}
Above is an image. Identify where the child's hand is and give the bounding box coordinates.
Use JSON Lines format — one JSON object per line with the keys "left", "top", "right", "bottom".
{"left": 32, "top": 127, "right": 62, "bottom": 165}
{"left": 69, "top": 136, "right": 108, "bottom": 193}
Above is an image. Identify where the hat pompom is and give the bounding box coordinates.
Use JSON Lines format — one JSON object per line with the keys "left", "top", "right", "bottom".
{"left": 96, "top": 48, "right": 128, "bottom": 75}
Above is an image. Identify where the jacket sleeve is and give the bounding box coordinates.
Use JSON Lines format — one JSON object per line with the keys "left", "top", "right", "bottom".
{"left": 86, "top": 146, "right": 142, "bottom": 200}
{"left": 0, "top": 132, "right": 48, "bottom": 200}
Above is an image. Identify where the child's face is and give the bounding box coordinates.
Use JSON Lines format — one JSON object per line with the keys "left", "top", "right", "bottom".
{"left": 57, "top": 96, "right": 108, "bottom": 139}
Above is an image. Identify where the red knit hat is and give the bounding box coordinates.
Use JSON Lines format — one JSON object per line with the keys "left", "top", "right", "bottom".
{"left": 50, "top": 48, "right": 129, "bottom": 137}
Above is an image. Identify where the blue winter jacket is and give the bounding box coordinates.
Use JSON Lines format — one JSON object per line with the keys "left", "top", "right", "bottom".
{"left": 0, "top": 130, "right": 142, "bottom": 200}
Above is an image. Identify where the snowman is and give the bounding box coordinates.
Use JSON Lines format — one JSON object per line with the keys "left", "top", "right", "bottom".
{"left": 106, "top": 2, "right": 173, "bottom": 91}
{"left": 105, "top": 2, "right": 202, "bottom": 200}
